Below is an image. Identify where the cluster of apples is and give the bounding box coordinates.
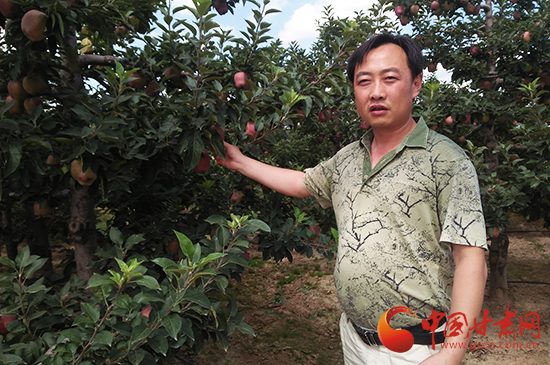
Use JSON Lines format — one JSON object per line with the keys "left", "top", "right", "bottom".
{"left": 429, "top": 0, "right": 480, "bottom": 16}
{"left": 0, "top": 1, "right": 50, "bottom": 41}
{"left": 5, "top": 74, "right": 47, "bottom": 115}
{"left": 393, "top": 4, "right": 420, "bottom": 26}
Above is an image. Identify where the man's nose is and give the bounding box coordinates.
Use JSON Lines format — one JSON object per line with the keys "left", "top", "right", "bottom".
{"left": 371, "top": 80, "right": 385, "bottom": 99}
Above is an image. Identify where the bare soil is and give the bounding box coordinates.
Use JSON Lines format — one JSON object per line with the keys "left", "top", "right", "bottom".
{"left": 178, "top": 215, "right": 550, "bottom": 365}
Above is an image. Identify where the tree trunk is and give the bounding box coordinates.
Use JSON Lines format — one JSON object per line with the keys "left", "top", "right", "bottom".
{"left": 488, "top": 233, "right": 509, "bottom": 303}
{"left": 0, "top": 201, "right": 21, "bottom": 260}
{"left": 25, "top": 204, "right": 54, "bottom": 275}
{"left": 68, "top": 181, "right": 98, "bottom": 280}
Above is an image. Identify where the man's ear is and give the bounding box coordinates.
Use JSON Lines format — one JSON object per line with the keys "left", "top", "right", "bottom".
{"left": 412, "top": 72, "right": 423, "bottom": 99}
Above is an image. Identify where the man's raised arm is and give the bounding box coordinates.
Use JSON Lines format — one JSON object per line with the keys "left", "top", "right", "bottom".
{"left": 216, "top": 142, "right": 311, "bottom": 198}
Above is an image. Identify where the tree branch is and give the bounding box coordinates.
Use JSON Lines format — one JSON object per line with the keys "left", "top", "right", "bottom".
{"left": 78, "top": 54, "right": 121, "bottom": 67}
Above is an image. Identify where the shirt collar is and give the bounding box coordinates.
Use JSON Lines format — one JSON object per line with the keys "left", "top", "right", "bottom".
{"left": 360, "top": 117, "right": 429, "bottom": 152}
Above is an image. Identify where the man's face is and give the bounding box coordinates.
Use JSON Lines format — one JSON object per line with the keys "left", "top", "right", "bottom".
{"left": 353, "top": 43, "right": 422, "bottom": 132}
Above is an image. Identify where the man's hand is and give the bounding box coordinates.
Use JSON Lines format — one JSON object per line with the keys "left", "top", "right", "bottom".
{"left": 215, "top": 142, "right": 311, "bottom": 198}
{"left": 215, "top": 142, "right": 245, "bottom": 171}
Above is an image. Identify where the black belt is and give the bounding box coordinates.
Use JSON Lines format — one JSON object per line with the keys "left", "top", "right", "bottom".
{"left": 352, "top": 317, "right": 446, "bottom": 347}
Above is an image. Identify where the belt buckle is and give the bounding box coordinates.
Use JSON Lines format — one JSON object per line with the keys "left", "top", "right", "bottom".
{"left": 364, "top": 329, "right": 378, "bottom": 346}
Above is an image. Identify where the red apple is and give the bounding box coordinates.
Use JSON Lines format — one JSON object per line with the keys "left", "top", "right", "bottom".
{"left": 210, "top": 125, "right": 225, "bottom": 140}
{"left": 308, "top": 225, "right": 321, "bottom": 240}
{"left": 445, "top": 116, "right": 453, "bottom": 126}
{"left": 458, "top": 136, "right": 467, "bottom": 144}
{"left": 463, "top": 114, "right": 471, "bottom": 124}
{"left": 394, "top": 5, "right": 405, "bottom": 16}
{"left": 8, "top": 80, "right": 28, "bottom": 100}
{"left": 213, "top": 0, "right": 228, "bottom": 15}
{"left": 230, "top": 191, "right": 244, "bottom": 203}
{"left": 0, "top": 0, "right": 19, "bottom": 18}
{"left": 34, "top": 201, "right": 52, "bottom": 216}
{"left": 116, "top": 25, "right": 129, "bottom": 37}
{"left": 488, "top": 227, "right": 499, "bottom": 238}
{"left": 141, "top": 305, "right": 152, "bottom": 319}
{"left": 469, "top": 46, "right": 479, "bottom": 56}
{"left": 473, "top": 5, "right": 480, "bottom": 15}
{"left": 410, "top": 4, "right": 420, "bottom": 15}
{"left": 318, "top": 110, "right": 332, "bottom": 123}
{"left": 513, "top": 120, "right": 518, "bottom": 126}
{"left": 0, "top": 315, "right": 16, "bottom": 334}
{"left": 245, "top": 121, "right": 257, "bottom": 136}
{"left": 400, "top": 16, "right": 409, "bottom": 26}
{"left": 317, "top": 136, "right": 324, "bottom": 143}
{"left": 194, "top": 151, "right": 210, "bottom": 173}
{"left": 431, "top": 1, "right": 440, "bottom": 11}
{"left": 427, "top": 63, "right": 437, "bottom": 72}
{"left": 6, "top": 95, "right": 22, "bottom": 114}
{"left": 513, "top": 11, "right": 521, "bottom": 20}
{"left": 481, "top": 80, "right": 492, "bottom": 90}
{"left": 128, "top": 72, "right": 147, "bottom": 89}
{"left": 296, "top": 109, "right": 305, "bottom": 120}
{"left": 24, "top": 96, "right": 42, "bottom": 114}
{"left": 145, "top": 82, "right": 160, "bottom": 97}
{"left": 234, "top": 71, "right": 250, "bottom": 89}
{"left": 522, "top": 31, "right": 531, "bottom": 42}
{"left": 70, "top": 159, "right": 97, "bottom": 186}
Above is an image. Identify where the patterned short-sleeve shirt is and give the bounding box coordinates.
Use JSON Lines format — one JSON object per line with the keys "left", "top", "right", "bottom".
{"left": 303, "top": 119, "right": 488, "bottom": 329}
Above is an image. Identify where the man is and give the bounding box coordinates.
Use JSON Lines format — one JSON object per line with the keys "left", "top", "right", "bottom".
{"left": 217, "top": 34, "right": 488, "bottom": 364}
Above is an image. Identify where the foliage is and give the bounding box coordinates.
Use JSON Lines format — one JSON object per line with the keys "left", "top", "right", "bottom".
{"left": 0, "top": 214, "right": 267, "bottom": 364}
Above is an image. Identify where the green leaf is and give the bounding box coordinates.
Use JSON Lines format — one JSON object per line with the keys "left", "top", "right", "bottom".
{"left": 181, "top": 318, "right": 195, "bottom": 340}
{"left": 81, "top": 302, "right": 100, "bottom": 323}
{"left": 205, "top": 214, "right": 227, "bottom": 226}
{"left": 135, "top": 275, "right": 161, "bottom": 290}
{"left": 174, "top": 231, "right": 194, "bottom": 261}
{"left": 130, "top": 324, "right": 152, "bottom": 346}
{"left": 198, "top": 252, "right": 224, "bottom": 268}
{"left": 148, "top": 334, "right": 169, "bottom": 355}
{"left": 236, "top": 321, "right": 255, "bottom": 336}
{"left": 109, "top": 227, "right": 124, "bottom": 245}
{"left": 125, "top": 234, "right": 145, "bottom": 250}
{"left": 87, "top": 273, "right": 113, "bottom": 289}
{"left": 152, "top": 257, "right": 179, "bottom": 271}
{"left": 184, "top": 289, "right": 210, "bottom": 308}
{"left": 128, "top": 348, "right": 146, "bottom": 365}
{"left": 0, "top": 354, "right": 24, "bottom": 364}
{"left": 162, "top": 314, "right": 182, "bottom": 340}
{"left": 14, "top": 246, "right": 30, "bottom": 268}
{"left": 94, "top": 331, "right": 114, "bottom": 346}
{"left": 0, "top": 256, "right": 16, "bottom": 270}
{"left": 246, "top": 219, "right": 271, "bottom": 233}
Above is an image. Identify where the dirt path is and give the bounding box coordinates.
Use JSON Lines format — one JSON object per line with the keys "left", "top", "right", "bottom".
{"left": 179, "top": 216, "right": 550, "bottom": 365}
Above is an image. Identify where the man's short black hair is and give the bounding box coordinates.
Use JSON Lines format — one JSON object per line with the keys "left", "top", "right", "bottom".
{"left": 346, "top": 33, "right": 424, "bottom": 83}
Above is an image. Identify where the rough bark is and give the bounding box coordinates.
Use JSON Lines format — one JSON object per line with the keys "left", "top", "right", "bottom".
{"left": 0, "top": 201, "right": 21, "bottom": 260}
{"left": 25, "top": 204, "right": 54, "bottom": 275}
{"left": 488, "top": 233, "right": 509, "bottom": 303}
{"left": 68, "top": 181, "right": 98, "bottom": 280}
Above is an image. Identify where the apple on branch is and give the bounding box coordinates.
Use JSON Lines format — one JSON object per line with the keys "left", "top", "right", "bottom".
{"left": 234, "top": 71, "right": 250, "bottom": 89}
{"left": 21, "top": 9, "right": 48, "bottom": 42}
{"left": 70, "top": 159, "right": 98, "bottom": 186}
{"left": 194, "top": 151, "right": 210, "bottom": 173}
{"left": 245, "top": 121, "right": 257, "bottom": 137}
{"left": 318, "top": 109, "right": 332, "bottom": 123}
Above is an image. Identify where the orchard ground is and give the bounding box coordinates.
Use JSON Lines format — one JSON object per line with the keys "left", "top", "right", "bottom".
{"left": 176, "top": 214, "right": 550, "bottom": 365}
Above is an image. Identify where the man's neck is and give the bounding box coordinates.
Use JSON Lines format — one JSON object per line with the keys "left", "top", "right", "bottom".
{"left": 370, "top": 118, "right": 417, "bottom": 167}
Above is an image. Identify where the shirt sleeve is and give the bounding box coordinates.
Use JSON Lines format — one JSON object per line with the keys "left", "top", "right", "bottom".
{"left": 302, "top": 157, "right": 336, "bottom": 209}
{"left": 439, "top": 158, "right": 488, "bottom": 249}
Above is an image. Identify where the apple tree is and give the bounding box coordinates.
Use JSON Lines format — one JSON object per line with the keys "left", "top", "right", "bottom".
{"left": 390, "top": 0, "right": 550, "bottom": 300}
